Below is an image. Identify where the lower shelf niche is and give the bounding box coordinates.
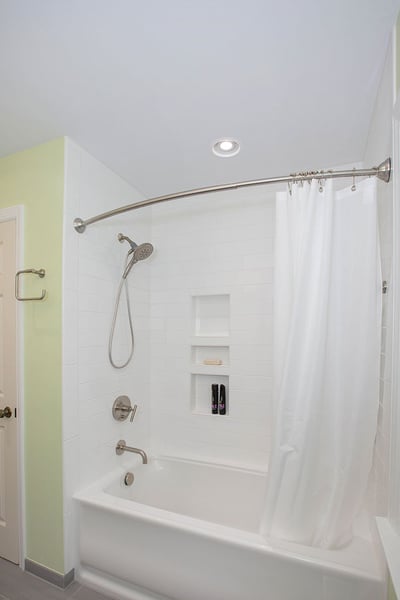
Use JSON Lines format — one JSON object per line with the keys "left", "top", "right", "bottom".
{"left": 191, "top": 345, "right": 229, "bottom": 368}
{"left": 191, "top": 374, "right": 229, "bottom": 416}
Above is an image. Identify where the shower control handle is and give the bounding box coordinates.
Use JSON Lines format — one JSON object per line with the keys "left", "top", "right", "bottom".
{"left": 129, "top": 404, "right": 137, "bottom": 422}
{"left": 112, "top": 396, "right": 137, "bottom": 422}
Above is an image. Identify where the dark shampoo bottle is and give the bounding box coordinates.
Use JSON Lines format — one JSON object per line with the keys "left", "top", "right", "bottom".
{"left": 219, "top": 384, "right": 226, "bottom": 415}
{"left": 211, "top": 384, "right": 219, "bottom": 414}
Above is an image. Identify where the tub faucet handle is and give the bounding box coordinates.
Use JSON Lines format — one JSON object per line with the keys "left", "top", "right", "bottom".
{"left": 129, "top": 404, "right": 137, "bottom": 422}
{"left": 112, "top": 395, "right": 138, "bottom": 422}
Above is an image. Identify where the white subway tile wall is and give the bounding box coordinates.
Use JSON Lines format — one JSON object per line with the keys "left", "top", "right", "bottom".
{"left": 362, "top": 41, "right": 394, "bottom": 519}
{"left": 373, "top": 176, "right": 393, "bottom": 516}
{"left": 62, "top": 139, "right": 151, "bottom": 572}
{"left": 149, "top": 189, "right": 275, "bottom": 468}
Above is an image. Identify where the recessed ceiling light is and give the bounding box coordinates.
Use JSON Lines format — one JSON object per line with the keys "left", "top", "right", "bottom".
{"left": 212, "top": 138, "right": 240, "bottom": 158}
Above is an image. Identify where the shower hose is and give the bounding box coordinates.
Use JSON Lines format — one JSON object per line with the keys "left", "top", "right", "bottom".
{"left": 108, "top": 256, "right": 135, "bottom": 368}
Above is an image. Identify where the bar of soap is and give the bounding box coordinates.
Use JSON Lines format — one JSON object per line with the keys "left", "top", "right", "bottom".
{"left": 203, "top": 359, "right": 223, "bottom": 365}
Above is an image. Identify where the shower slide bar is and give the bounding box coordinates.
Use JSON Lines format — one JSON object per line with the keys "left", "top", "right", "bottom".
{"left": 73, "top": 157, "right": 391, "bottom": 234}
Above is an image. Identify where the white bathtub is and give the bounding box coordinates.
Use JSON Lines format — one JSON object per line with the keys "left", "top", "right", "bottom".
{"left": 75, "top": 456, "right": 385, "bottom": 600}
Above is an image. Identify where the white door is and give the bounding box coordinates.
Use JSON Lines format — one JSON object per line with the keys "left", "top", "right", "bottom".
{"left": 0, "top": 219, "right": 19, "bottom": 563}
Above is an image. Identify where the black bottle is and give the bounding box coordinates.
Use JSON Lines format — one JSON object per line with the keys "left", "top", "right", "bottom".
{"left": 211, "top": 384, "right": 219, "bottom": 414}
{"left": 219, "top": 384, "right": 226, "bottom": 415}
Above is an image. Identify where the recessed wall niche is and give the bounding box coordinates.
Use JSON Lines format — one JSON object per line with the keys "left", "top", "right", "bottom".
{"left": 191, "top": 294, "right": 230, "bottom": 415}
{"left": 191, "top": 346, "right": 230, "bottom": 369}
{"left": 191, "top": 374, "right": 229, "bottom": 415}
{"left": 192, "top": 294, "right": 230, "bottom": 337}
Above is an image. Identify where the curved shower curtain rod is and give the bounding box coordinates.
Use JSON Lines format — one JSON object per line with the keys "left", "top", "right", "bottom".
{"left": 73, "top": 157, "right": 391, "bottom": 233}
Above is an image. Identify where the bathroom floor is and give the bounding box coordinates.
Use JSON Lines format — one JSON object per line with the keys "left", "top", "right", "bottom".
{"left": 0, "top": 558, "right": 113, "bottom": 600}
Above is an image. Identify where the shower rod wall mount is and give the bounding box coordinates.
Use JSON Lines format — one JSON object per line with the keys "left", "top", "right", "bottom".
{"left": 73, "top": 157, "right": 391, "bottom": 234}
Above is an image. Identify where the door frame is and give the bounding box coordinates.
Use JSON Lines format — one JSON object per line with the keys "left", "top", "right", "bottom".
{"left": 0, "top": 205, "right": 25, "bottom": 565}
{"left": 389, "top": 100, "right": 400, "bottom": 533}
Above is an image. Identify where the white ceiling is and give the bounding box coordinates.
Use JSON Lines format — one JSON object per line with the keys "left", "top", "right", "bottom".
{"left": 0, "top": 0, "right": 399, "bottom": 197}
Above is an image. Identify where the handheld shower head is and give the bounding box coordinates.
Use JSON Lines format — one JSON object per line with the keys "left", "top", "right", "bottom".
{"left": 132, "top": 243, "right": 153, "bottom": 262}
{"left": 122, "top": 242, "right": 154, "bottom": 279}
{"left": 110, "top": 234, "right": 154, "bottom": 369}
{"left": 117, "top": 233, "right": 153, "bottom": 278}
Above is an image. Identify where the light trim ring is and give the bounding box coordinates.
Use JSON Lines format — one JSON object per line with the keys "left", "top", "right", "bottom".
{"left": 212, "top": 138, "right": 240, "bottom": 158}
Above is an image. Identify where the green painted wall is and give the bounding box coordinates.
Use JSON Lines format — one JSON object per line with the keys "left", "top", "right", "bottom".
{"left": 0, "top": 139, "right": 64, "bottom": 573}
{"left": 389, "top": 575, "right": 398, "bottom": 600}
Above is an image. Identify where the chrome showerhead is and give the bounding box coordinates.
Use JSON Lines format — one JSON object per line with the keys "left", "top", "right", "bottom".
{"left": 122, "top": 241, "right": 154, "bottom": 279}
{"left": 132, "top": 243, "right": 153, "bottom": 262}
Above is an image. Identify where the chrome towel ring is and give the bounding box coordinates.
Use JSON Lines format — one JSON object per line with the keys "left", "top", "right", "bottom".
{"left": 15, "top": 268, "right": 46, "bottom": 301}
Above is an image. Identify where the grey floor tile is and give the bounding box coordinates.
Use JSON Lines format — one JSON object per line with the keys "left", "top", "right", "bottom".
{"left": 0, "top": 571, "right": 75, "bottom": 599}
{"left": 0, "top": 558, "right": 114, "bottom": 600}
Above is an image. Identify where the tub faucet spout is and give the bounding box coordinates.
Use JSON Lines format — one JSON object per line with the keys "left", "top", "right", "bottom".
{"left": 115, "top": 439, "right": 148, "bottom": 464}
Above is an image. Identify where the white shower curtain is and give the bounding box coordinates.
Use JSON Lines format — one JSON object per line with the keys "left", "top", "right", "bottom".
{"left": 260, "top": 177, "right": 382, "bottom": 549}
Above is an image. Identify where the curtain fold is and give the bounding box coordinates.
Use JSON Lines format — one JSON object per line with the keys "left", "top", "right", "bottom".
{"left": 260, "top": 177, "right": 381, "bottom": 549}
